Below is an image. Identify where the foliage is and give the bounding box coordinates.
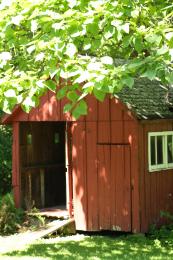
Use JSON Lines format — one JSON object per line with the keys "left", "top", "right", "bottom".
{"left": 21, "top": 207, "right": 46, "bottom": 231}
{"left": 0, "top": 193, "right": 24, "bottom": 235}
{"left": 0, "top": 111, "right": 12, "bottom": 195}
{"left": 0, "top": 0, "right": 173, "bottom": 118}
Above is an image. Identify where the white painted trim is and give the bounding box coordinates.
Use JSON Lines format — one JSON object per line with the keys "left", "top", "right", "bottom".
{"left": 148, "top": 131, "right": 173, "bottom": 172}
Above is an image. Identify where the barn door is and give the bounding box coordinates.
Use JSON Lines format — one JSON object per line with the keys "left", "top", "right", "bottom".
{"left": 97, "top": 144, "right": 131, "bottom": 231}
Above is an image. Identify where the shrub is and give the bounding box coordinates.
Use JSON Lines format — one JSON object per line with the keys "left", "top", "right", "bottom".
{"left": 22, "top": 208, "right": 46, "bottom": 231}
{"left": 0, "top": 111, "right": 12, "bottom": 195}
{"left": 0, "top": 193, "right": 24, "bottom": 235}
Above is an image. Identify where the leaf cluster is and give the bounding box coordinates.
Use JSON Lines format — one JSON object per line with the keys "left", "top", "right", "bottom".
{"left": 0, "top": 0, "right": 173, "bottom": 117}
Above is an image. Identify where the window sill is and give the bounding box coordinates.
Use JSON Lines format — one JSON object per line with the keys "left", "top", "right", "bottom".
{"left": 149, "top": 167, "right": 173, "bottom": 173}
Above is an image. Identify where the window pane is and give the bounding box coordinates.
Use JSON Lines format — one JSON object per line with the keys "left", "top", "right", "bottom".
{"left": 167, "top": 135, "right": 173, "bottom": 164}
{"left": 54, "top": 133, "right": 60, "bottom": 144}
{"left": 27, "top": 134, "right": 32, "bottom": 145}
{"left": 157, "top": 136, "right": 163, "bottom": 164}
{"left": 150, "top": 136, "right": 156, "bottom": 165}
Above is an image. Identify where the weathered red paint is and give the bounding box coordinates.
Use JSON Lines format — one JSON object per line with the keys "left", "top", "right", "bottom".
{"left": 4, "top": 91, "right": 173, "bottom": 233}
{"left": 139, "top": 120, "right": 173, "bottom": 233}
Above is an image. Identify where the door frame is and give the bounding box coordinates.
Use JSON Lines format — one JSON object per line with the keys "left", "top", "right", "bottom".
{"left": 65, "top": 122, "right": 73, "bottom": 217}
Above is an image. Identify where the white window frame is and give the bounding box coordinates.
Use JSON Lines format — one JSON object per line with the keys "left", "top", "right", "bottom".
{"left": 148, "top": 131, "right": 173, "bottom": 172}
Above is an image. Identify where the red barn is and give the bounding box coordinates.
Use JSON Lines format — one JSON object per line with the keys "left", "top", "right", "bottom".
{"left": 2, "top": 78, "right": 173, "bottom": 233}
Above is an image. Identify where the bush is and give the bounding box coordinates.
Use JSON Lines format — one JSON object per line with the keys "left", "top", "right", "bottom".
{"left": 0, "top": 111, "right": 12, "bottom": 195}
{"left": 0, "top": 193, "right": 24, "bottom": 235}
{"left": 21, "top": 207, "right": 46, "bottom": 231}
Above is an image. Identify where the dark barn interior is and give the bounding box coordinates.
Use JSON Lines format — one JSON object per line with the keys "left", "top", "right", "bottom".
{"left": 19, "top": 122, "right": 66, "bottom": 209}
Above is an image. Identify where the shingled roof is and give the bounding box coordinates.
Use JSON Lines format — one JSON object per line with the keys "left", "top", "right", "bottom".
{"left": 116, "top": 78, "right": 173, "bottom": 120}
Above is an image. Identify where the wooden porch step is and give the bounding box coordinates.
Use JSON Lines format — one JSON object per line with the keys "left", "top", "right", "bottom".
{"left": 23, "top": 218, "right": 75, "bottom": 242}
{"left": 35, "top": 218, "right": 75, "bottom": 239}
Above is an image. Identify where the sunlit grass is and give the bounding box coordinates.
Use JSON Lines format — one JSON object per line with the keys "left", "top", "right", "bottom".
{"left": 1, "top": 231, "right": 173, "bottom": 259}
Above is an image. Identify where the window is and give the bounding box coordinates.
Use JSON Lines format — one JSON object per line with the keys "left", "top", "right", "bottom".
{"left": 27, "top": 133, "right": 32, "bottom": 145}
{"left": 54, "top": 133, "right": 60, "bottom": 144}
{"left": 148, "top": 132, "right": 173, "bottom": 172}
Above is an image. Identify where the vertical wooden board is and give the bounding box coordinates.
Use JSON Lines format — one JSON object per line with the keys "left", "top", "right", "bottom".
{"left": 124, "top": 120, "right": 140, "bottom": 232}
{"left": 111, "top": 146, "right": 127, "bottom": 231}
{"left": 138, "top": 125, "right": 148, "bottom": 233}
{"left": 110, "top": 146, "right": 116, "bottom": 229}
{"left": 143, "top": 125, "right": 152, "bottom": 231}
{"left": 72, "top": 122, "right": 88, "bottom": 230}
{"left": 15, "top": 107, "right": 29, "bottom": 122}
{"left": 98, "top": 96, "right": 110, "bottom": 121}
{"left": 98, "top": 122, "right": 110, "bottom": 143}
{"left": 111, "top": 121, "right": 124, "bottom": 143}
{"left": 28, "top": 107, "right": 39, "bottom": 121}
{"left": 97, "top": 145, "right": 111, "bottom": 230}
{"left": 123, "top": 110, "right": 135, "bottom": 121}
{"left": 12, "top": 122, "right": 20, "bottom": 207}
{"left": 48, "top": 91, "right": 61, "bottom": 121}
{"left": 86, "top": 122, "right": 99, "bottom": 230}
{"left": 85, "top": 95, "right": 98, "bottom": 122}
{"left": 123, "top": 145, "right": 132, "bottom": 231}
{"left": 38, "top": 92, "right": 50, "bottom": 121}
{"left": 157, "top": 171, "right": 163, "bottom": 226}
{"left": 150, "top": 170, "right": 157, "bottom": 226}
{"left": 110, "top": 98, "right": 123, "bottom": 121}
{"left": 148, "top": 124, "right": 157, "bottom": 227}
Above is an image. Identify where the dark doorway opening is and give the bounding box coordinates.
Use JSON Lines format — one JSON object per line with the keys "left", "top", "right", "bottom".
{"left": 20, "top": 122, "right": 66, "bottom": 209}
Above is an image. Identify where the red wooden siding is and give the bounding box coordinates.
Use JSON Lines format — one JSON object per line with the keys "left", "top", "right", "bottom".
{"left": 71, "top": 96, "right": 140, "bottom": 232}
{"left": 139, "top": 120, "right": 173, "bottom": 233}
{"left": 111, "top": 145, "right": 131, "bottom": 231}
{"left": 86, "top": 122, "right": 99, "bottom": 230}
{"left": 97, "top": 145, "right": 111, "bottom": 230}
{"left": 6, "top": 91, "right": 78, "bottom": 122}
{"left": 72, "top": 122, "right": 88, "bottom": 230}
{"left": 97, "top": 145, "right": 131, "bottom": 231}
{"left": 6, "top": 92, "right": 140, "bottom": 232}
{"left": 12, "top": 122, "right": 20, "bottom": 207}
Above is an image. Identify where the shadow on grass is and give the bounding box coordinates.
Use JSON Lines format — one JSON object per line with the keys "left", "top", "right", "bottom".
{"left": 3, "top": 233, "right": 173, "bottom": 259}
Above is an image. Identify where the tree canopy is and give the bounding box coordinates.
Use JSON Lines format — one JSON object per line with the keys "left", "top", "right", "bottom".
{"left": 0, "top": 0, "right": 173, "bottom": 118}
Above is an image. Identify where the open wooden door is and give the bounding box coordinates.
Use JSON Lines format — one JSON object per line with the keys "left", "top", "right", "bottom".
{"left": 97, "top": 144, "right": 131, "bottom": 232}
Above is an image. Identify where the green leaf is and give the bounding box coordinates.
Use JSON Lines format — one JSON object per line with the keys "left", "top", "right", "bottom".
{"left": 45, "top": 80, "right": 56, "bottom": 92}
{"left": 83, "top": 38, "right": 91, "bottom": 50}
{"left": 101, "top": 56, "right": 113, "bottom": 65}
{"left": 104, "top": 25, "right": 115, "bottom": 39}
{"left": 86, "top": 22, "right": 99, "bottom": 35}
{"left": 157, "top": 46, "right": 168, "bottom": 55}
{"left": 67, "top": 91, "right": 79, "bottom": 102}
{"left": 121, "top": 23, "right": 130, "bottom": 34}
{"left": 122, "top": 76, "right": 134, "bottom": 88}
{"left": 4, "top": 89, "right": 16, "bottom": 98}
{"left": 73, "top": 100, "right": 87, "bottom": 119}
{"left": 93, "top": 89, "right": 106, "bottom": 102}
{"left": 142, "top": 69, "right": 157, "bottom": 80}
{"left": 133, "top": 36, "right": 143, "bottom": 52}
{"left": 63, "top": 103, "right": 72, "bottom": 113}
{"left": 145, "top": 34, "right": 162, "bottom": 45}
{"left": 65, "top": 43, "right": 77, "bottom": 58}
{"left": 22, "top": 97, "right": 36, "bottom": 112}
{"left": 57, "top": 86, "right": 68, "bottom": 100}
{"left": 67, "top": 0, "right": 77, "bottom": 9}
{"left": 166, "top": 72, "right": 173, "bottom": 84}
{"left": 27, "top": 45, "right": 36, "bottom": 54}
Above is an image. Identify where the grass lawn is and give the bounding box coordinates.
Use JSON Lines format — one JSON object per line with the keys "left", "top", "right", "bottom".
{"left": 1, "top": 230, "right": 173, "bottom": 260}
